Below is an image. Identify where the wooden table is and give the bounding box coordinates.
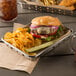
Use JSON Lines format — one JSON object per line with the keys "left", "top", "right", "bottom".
{"left": 0, "top": 5, "right": 76, "bottom": 76}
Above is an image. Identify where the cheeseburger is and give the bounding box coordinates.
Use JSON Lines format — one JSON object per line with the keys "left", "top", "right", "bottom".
{"left": 30, "top": 16, "right": 63, "bottom": 41}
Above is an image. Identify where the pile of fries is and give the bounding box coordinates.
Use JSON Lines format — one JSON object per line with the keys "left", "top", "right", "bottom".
{"left": 37, "top": 0, "right": 76, "bottom": 10}
{"left": 4, "top": 28, "right": 42, "bottom": 54}
{"left": 59, "top": 0, "right": 76, "bottom": 10}
{"left": 39, "top": 0, "right": 58, "bottom": 6}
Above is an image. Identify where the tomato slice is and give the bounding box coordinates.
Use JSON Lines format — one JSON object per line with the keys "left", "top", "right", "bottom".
{"left": 33, "top": 34, "right": 41, "bottom": 38}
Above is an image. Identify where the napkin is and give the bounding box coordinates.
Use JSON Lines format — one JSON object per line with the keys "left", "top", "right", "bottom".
{"left": 0, "top": 23, "right": 39, "bottom": 74}
{"left": 0, "top": 43, "right": 39, "bottom": 74}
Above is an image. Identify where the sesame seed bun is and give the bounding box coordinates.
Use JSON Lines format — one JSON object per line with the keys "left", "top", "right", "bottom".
{"left": 31, "top": 16, "right": 61, "bottom": 26}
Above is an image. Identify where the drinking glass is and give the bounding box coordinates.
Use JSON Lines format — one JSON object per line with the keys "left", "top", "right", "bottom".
{"left": 0, "top": 0, "right": 18, "bottom": 22}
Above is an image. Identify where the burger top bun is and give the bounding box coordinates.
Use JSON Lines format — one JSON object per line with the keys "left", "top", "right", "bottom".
{"left": 31, "top": 16, "right": 61, "bottom": 26}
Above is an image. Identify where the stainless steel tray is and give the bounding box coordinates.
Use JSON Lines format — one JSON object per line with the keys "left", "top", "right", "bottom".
{"left": 1, "top": 27, "right": 72, "bottom": 59}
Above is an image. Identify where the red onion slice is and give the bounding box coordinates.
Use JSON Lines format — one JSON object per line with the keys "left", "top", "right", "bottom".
{"left": 30, "top": 25, "right": 40, "bottom": 28}
{"left": 30, "top": 25, "right": 59, "bottom": 29}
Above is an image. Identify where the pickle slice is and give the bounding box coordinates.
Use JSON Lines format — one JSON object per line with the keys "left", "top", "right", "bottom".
{"left": 25, "top": 39, "right": 57, "bottom": 53}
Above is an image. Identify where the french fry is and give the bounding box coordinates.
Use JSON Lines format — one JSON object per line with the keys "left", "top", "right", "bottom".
{"left": 59, "top": 0, "right": 76, "bottom": 7}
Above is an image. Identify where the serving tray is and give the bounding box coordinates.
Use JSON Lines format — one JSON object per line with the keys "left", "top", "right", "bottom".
{"left": 21, "top": 0, "right": 76, "bottom": 16}
{"left": 1, "top": 27, "right": 72, "bottom": 59}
